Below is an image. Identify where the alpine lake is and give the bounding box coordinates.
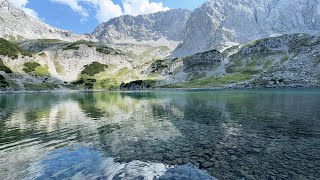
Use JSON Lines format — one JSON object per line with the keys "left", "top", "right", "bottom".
{"left": 0, "top": 89, "right": 320, "bottom": 179}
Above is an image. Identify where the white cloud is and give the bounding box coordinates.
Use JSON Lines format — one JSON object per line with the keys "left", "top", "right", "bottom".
{"left": 9, "top": 0, "right": 39, "bottom": 18}
{"left": 50, "top": 0, "right": 89, "bottom": 17}
{"left": 122, "top": 0, "right": 169, "bottom": 16}
{"left": 94, "top": 0, "right": 123, "bottom": 23}
{"left": 48, "top": 0, "right": 170, "bottom": 23}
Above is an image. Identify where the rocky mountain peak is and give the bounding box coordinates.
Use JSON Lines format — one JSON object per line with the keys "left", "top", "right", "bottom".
{"left": 172, "top": 0, "right": 320, "bottom": 57}
{"left": 92, "top": 9, "right": 191, "bottom": 48}
{"left": 0, "top": 0, "right": 91, "bottom": 41}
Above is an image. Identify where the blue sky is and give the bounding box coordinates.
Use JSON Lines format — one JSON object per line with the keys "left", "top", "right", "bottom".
{"left": 11, "top": 0, "right": 206, "bottom": 34}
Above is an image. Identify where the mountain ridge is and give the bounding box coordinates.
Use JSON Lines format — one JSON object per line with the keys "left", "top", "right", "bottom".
{"left": 172, "top": 0, "right": 320, "bottom": 57}
{"left": 92, "top": 9, "right": 191, "bottom": 49}
{"left": 0, "top": 0, "right": 92, "bottom": 41}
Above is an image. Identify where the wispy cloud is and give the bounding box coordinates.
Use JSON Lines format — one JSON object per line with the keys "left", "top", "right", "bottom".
{"left": 85, "top": 0, "right": 123, "bottom": 23}
{"left": 49, "top": 0, "right": 170, "bottom": 23}
{"left": 122, "top": 0, "right": 169, "bottom": 16}
{"left": 9, "top": 0, "right": 39, "bottom": 18}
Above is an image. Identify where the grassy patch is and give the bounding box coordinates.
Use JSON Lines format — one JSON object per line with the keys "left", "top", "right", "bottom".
{"left": 36, "top": 39, "right": 63, "bottom": 43}
{"left": 72, "top": 77, "right": 119, "bottom": 90}
{"left": 34, "top": 65, "right": 50, "bottom": 77}
{"left": 163, "top": 73, "right": 252, "bottom": 88}
{"left": 226, "top": 53, "right": 274, "bottom": 75}
{"left": 115, "top": 67, "right": 129, "bottom": 79}
{"left": 188, "top": 72, "right": 206, "bottom": 81}
{"left": 94, "top": 78, "right": 120, "bottom": 90}
{"left": 263, "top": 59, "right": 274, "bottom": 69}
{"left": 82, "top": 62, "right": 108, "bottom": 76}
{"left": 38, "top": 52, "right": 47, "bottom": 57}
{"left": 280, "top": 56, "right": 289, "bottom": 64}
{"left": 0, "top": 59, "right": 12, "bottom": 73}
{"left": 23, "top": 62, "right": 50, "bottom": 76}
{"left": 241, "top": 67, "right": 260, "bottom": 75}
{"left": 24, "top": 83, "right": 58, "bottom": 91}
{"left": 72, "top": 66, "right": 140, "bottom": 90}
{"left": 54, "top": 60, "right": 64, "bottom": 74}
{"left": 0, "top": 38, "right": 32, "bottom": 59}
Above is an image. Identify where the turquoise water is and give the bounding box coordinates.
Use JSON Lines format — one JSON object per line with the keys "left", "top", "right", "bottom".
{"left": 0, "top": 89, "right": 320, "bottom": 179}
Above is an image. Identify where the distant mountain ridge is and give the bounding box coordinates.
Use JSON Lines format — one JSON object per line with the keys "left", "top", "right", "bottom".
{"left": 92, "top": 9, "right": 191, "bottom": 48}
{"left": 0, "top": 0, "right": 91, "bottom": 41}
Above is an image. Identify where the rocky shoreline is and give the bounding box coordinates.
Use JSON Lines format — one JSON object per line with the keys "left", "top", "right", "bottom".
{"left": 1, "top": 86, "right": 319, "bottom": 94}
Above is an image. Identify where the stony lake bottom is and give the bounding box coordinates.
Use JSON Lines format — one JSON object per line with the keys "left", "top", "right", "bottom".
{"left": 0, "top": 89, "right": 319, "bottom": 179}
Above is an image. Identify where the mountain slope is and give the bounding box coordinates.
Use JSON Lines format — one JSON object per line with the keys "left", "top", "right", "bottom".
{"left": 121, "top": 33, "right": 320, "bottom": 89}
{"left": 172, "top": 0, "right": 320, "bottom": 57}
{"left": 0, "top": 37, "right": 173, "bottom": 91}
{"left": 0, "top": 0, "right": 90, "bottom": 41}
{"left": 92, "top": 9, "right": 191, "bottom": 48}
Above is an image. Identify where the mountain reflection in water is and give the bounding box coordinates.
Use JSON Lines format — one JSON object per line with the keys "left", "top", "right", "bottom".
{"left": 0, "top": 89, "right": 320, "bottom": 179}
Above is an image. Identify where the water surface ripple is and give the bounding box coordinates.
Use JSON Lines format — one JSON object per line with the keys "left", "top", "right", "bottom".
{"left": 0, "top": 89, "right": 320, "bottom": 179}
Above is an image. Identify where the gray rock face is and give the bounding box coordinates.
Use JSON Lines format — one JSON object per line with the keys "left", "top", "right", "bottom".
{"left": 172, "top": 0, "right": 320, "bottom": 57}
{"left": 149, "top": 33, "right": 320, "bottom": 88}
{"left": 0, "top": 0, "right": 90, "bottom": 41}
{"left": 92, "top": 9, "right": 191, "bottom": 48}
{"left": 182, "top": 50, "right": 223, "bottom": 73}
{"left": 183, "top": 50, "right": 223, "bottom": 69}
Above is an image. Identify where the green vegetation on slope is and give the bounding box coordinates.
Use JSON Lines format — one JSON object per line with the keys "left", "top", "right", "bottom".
{"left": 23, "top": 62, "right": 50, "bottom": 76}
{"left": 280, "top": 56, "right": 289, "bottom": 64}
{"left": 24, "top": 82, "right": 58, "bottom": 91}
{"left": 36, "top": 39, "right": 64, "bottom": 43}
{"left": 96, "top": 46, "right": 124, "bottom": 55}
{"left": 38, "top": 52, "right": 47, "bottom": 57}
{"left": 23, "top": 62, "right": 40, "bottom": 72}
{"left": 82, "top": 62, "right": 108, "bottom": 76}
{"left": 0, "top": 38, "right": 32, "bottom": 59}
{"left": 62, "top": 40, "right": 124, "bottom": 55}
{"left": 0, "top": 59, "right": 12, "bottom": 73}
{"left": 163, "top": 73, "right": 252, "bottom": 88}
{"left": 0, "top": 74, "right": 9, "bottom": 88}
{"left": 72, "top": 62, "right": 109, "bottom": 90}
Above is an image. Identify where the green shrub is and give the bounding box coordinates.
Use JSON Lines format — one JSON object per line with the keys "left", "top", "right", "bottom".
{"left": 0, "top": 59, "right": 12, "bottom": 73}
{"left": 96, "top": 47, "right": 111, "bottom": 54}
{"left": 81, "top": 62, "right": 108, "bottom": 76}
{"left": 0, "top": 38, "right": 32, "bottom": 59}
{"left": 0, "top": 74, "right": 9, "bottom": 88}
{"left": 62, "top": 40, "right": 95, "bottom": 51}
{"left": 22, "top": 67, "right": 32, "bottom": 73}
{"left": 62, "top": 45, "right": 79, "bottom": 51}
{"left": 38, "top": 52, "right": 47, "bottom": 57}
{"left": 23, "top": 62, "right": 50, "bottom": 76}
{"left": 23, "top": 62, "right": 40, "bottom": 71}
